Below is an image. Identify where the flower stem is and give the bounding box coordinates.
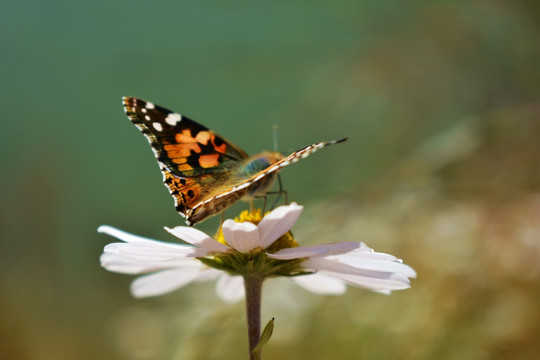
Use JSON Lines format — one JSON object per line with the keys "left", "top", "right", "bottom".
{"left": 244, "top": 273, "right": 263, "bottom": 360}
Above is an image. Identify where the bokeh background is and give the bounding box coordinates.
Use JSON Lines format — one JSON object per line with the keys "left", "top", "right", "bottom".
{"left": 1, "top": 1, "right": 539, "bottom": 359}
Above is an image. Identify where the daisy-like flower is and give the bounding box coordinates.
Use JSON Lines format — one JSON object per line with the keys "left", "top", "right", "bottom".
{"left": 99, "top": 203, "right": 416, "bottom": 302}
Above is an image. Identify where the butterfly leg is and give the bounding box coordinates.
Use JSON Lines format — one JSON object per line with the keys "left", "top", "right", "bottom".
{"left": 266, "top": 190, "right": 288, "bottom": 209}
{"left": 278, "top": 173, "right": 288, "bottom": 204}
{"left": 267, "top": 174, "right": 288, "bottom": 209}
{"left": 252, "top": 195, "right": 268, "bottom": 215}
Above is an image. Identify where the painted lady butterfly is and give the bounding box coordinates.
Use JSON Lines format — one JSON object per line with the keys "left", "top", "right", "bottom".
{"left": 122, "top": 97, "right": 347, "bottom": 225}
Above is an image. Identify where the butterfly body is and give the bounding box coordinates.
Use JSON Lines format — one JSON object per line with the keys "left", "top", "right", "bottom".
{"left": 235, "top": 152, "right": 283, "bottom": 196}
{"left": 122, "top": 97, "right": 346, "bottom": 225}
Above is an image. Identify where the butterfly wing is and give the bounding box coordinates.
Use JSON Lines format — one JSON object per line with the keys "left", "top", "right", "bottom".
{"left": 122, "top": 97, "right": 250, "bottom": 218}
{"left": 123, "top": 97, "right": 248, "bottom": 176}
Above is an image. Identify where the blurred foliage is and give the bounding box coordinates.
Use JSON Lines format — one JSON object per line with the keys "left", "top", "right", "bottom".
{"left": 1, "top": 0, "right": 539, "bottom": 359}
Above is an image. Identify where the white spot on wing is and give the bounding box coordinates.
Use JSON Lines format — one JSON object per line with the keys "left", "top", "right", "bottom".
{"left": 144, "top": 115, "right": 150, "bottom": 121}
{"left": 237, "top": 183, "right": 250, "bottom": 190}
{"left": 141, "top": 108, "right": 147, "bottom": 113}
{"left": 166, "top": 113, "right": 182, "bottom": 126}
{"left": 153, "top": 122, "right": 163, "bottom": 131}
{"left": 146, "top": 102, "right": 155, "bottom": 109}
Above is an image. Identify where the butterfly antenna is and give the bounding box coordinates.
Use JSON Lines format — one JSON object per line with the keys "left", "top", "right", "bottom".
{"left": 273, "top": 125, "right": 279, "bottom": 152}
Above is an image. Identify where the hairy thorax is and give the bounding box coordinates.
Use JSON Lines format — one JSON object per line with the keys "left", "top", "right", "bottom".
{"left": 237, "top": 151, "right": 283, "bottom": 199}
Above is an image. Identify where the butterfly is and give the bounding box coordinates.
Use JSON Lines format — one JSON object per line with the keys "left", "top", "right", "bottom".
{"left": 122, "top": 97, "right": 347, "bottom": 226}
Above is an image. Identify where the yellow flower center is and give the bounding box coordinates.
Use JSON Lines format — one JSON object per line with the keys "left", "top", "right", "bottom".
{"left": 236, "top": 208, "right": 263, "bottom": 224}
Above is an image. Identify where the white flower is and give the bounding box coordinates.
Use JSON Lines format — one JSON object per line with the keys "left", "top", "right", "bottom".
{"left": 99, "top": 203, "right": 416, "bottom": 302}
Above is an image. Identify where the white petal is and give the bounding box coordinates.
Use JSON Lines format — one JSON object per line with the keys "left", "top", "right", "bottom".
{"left": 98, "top": 225, "right": 208, "bottom": 258}
{"left": 130, "top": 266, "right": 205, "bottom": 298}
{"left": 222, "top": 220, "right": 261, "bottom": 253}
{"left": 305, "top": 257, "right": 406, "bottom": 280}
{"left": 336, "top": 248, "right": 398, "bottom": 260}
{"left": 304, "top": 258, "right": 413, "bottom": 292}
{"left": 257, "top": 203, "right": 303, "bottom": 248}
{"left": 165, "top": 226, "right": 229, "bottom": 252}
{"left": 371, "top": 289, "right": 393, "bottom": 295}
{"left": 268, "top": 242, "right": 362, "bottom": 260}
{"left": 323, "top": 271, "right": 411, "bottom": 292}
{"left": 100, "top": 252, "right": 201, "bottom": 274}
{"left": 215, "top": 274, "right": 245, "bottom": 303}
{"left": 291, "top": 273, "right": 347, "bottom": 295}
{"left": 337, "top": 257, "right": 417, "bottom": 278}
{"left": 99, "top": 225, "right": 164, "bottom": 243}
{"left": 193, "top": 268, "right": 222, "bottom": 282}
{"left": 328, "top": 249, "right": 417, "bottom": 278}
{"left": 103, "top": 241, "right": 208, "bottom": 261}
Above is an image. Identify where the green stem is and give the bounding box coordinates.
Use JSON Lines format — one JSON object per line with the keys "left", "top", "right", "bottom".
{"left": 244, "top": 274, "right": 263, "bottom": 360}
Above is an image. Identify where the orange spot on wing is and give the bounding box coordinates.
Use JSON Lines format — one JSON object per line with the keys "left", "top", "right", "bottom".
{"left": 178, "top": 164, "right": 193, "bottom": 171}
{"left": 171, "top": 157, "right": 188, "bottom": 164}
{"left": 212, "top": 137, "right": 227, "bottom": 153}
{"left": 165, "top": 143, "right": 201, "bottom": 157}
{"left": 196, "top": 132, "right": 226, "bottom": 153}
{"left": 175, "top": 129, "right": 197, "bottom": 143}
{"left": 198, "top": 153, "right": 220, "bottom": 168}
{"left": 195, "top": 131, "right": 211, "bottom": 144}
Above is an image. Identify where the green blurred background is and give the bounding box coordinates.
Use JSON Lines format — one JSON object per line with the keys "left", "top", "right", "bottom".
{"left": 2, "top": 1, "right": 539, "bottom": 359}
